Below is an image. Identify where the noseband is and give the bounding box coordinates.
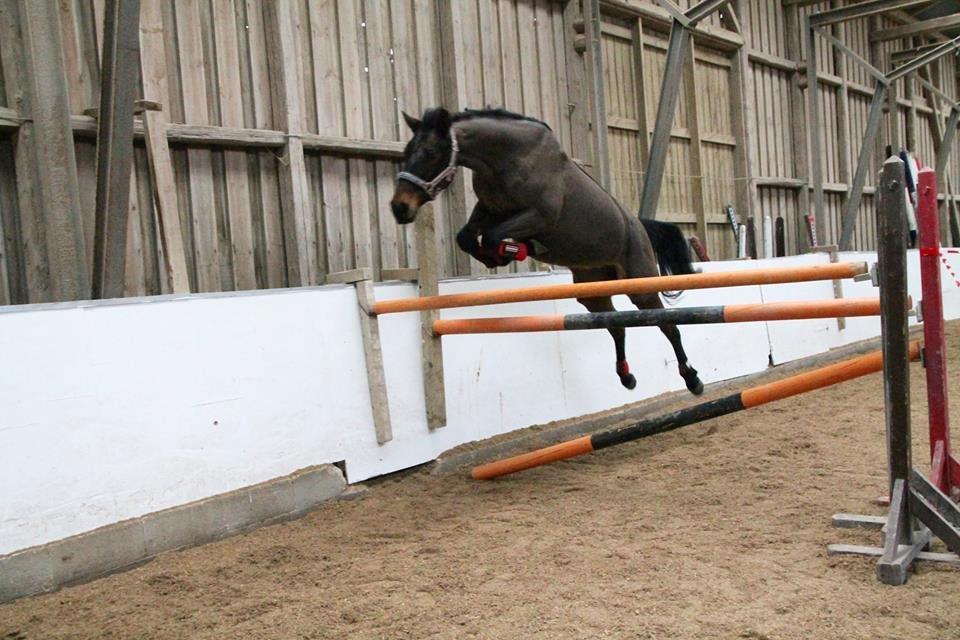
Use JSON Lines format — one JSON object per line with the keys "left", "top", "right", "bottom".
{"left": 396, "top": 132, "right": 459, "bottom": 200}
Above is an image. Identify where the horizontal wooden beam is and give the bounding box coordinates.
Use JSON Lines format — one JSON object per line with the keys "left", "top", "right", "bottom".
{"left": 871, "top": 13, "right": 960, "bottom": 41}
{"left": 67, "top": 114, "right": 407, "bottom": 157}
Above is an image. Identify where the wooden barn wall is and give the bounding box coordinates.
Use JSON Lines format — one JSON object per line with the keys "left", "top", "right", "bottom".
{"left": 1, "top": 0, "right": 959, "bottom": 306}
{"left": 0, "top": 0, "right": 582, "bottom": 304}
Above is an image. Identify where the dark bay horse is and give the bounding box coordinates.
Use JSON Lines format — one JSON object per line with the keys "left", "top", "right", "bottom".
{"left": 390, "top": 107, "right": 703, "bottom": 395}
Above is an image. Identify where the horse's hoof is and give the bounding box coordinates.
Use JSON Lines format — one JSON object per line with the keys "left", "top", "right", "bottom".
{"left": 687, "top": 377, "right": 704, "bottom": 395}
{"left": 621, "top": 374, "right": 637, "bottom": 390}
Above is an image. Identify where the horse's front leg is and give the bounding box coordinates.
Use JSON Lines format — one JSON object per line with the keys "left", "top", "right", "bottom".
{"left": 456, "top": 203, "right": 505, "bottom": 268}
{"left": 479, "top": 208, "right": 550, "bottom": 254}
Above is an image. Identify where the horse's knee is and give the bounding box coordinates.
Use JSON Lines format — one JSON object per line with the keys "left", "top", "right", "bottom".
{"left": 456, "top": 227, "right": 478, "bottom": 252}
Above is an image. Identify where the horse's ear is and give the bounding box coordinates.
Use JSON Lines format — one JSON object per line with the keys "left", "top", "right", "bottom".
{"left": 435, "top": 108, "right": 451, "bottom": 132}
{"left": 402, "top": 111, "right": 421, "bottom": 132}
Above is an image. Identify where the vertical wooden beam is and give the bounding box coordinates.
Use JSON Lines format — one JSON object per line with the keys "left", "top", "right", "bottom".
{"left": 16, "top": 0, "right": 90, "bottom": 301}
{"left": 435, "top": 0, "right": 470, "bottom": 277}
{"left": 139, "top": 1, "right": 189, "bottom": 295}
{"left": 263, "top": 0, "right": 311, "bottom": 287}
{"left": 583, "top": 0, "right": 610, "bottom": 189}
{"left": 0, "top": 1, "right": 33, "bottom": 303}
{"left": 832, "top": 16, "right": 852, "bottom": 248}
{"left": 877, "top": 155, "right": 913, "bottom": 512}
{"left": 92, "top": 0, "right": 141, "bottom": 299}
{"left": 805, "top": 17, "right": 827, "bottom": 248}
{"left": 683, "top": 39, "right": 708, "bottom": 243}
{"left": 785, "top": 4, "right": 811, "bottom": 255}
{"left": 212, "top": 0, "right": 257, "bottom": 290}
{"left": 728, "top": 1, "right": 756, "bottom": 247}
{"left": 563, "top": 0, "right": 592, "bottom": 169}
{"left": 416, "top": 207, "right": 446, "bottom": 429}
{"left": 630, "top": 18, "right": 650, "bottom": 170}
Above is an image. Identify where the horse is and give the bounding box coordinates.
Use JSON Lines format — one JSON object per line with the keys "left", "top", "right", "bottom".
{"left": 390, "top": 107, "right": 703, "bottom": 395}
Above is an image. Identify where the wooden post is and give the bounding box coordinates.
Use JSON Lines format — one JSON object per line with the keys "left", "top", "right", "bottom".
{"left": 875, "top": 156, "right": 916, "bottom": 585}
{"left": 16, "top": 0, "right": 90, "bottom": 301}
{"left": 564, "top": 0, "right": 592, "bottom": 170}
{"left": 138, "top": 2, "right": 190, "bottom": 294}
{"left": 683, "top": 37, "right": 708, "bottom": 243}
{"left": 92, "top": 0, "right": 141, "bottom": 300}
{"left": 416, "top": 206, "right": 447, "bottom": 429}
{"left": 728, "top": 1, "right": 756, "bottom": 243}
{"left": 583, "top": 0, "right": 610, "bottom": 189}
{"left": 915, "top": 168, "right": 954, "bottom": 494}
{"left": 785, "top": 4, "right": 811, "bottom": 255}
{"left": 435, "top": 0, "right": 470, "bottom": 277}
{"left": 263, "top": 0, "right": 312, "bottom": 287}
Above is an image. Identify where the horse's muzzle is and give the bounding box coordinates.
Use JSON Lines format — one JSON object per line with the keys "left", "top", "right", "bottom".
{"left": 391, "top": 191, "right": 421, "bottom": 224}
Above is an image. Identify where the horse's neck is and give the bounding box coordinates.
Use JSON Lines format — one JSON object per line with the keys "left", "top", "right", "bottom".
{"left": 452, "top": 119, "right": 535, "bottom": 179}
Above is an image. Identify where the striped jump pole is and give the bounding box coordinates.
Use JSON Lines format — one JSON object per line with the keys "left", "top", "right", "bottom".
{"left": 372, "top": 262, "right": 869, "bottom": 315}
{"left": 434, "top": 297, "right": 883, "bottom": 336}
{"left": 472, "top": 342, "right": 921, "bottom": 480}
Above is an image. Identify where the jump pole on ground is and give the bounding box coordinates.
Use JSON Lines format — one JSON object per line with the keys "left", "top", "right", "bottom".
{"left": 471, "top": 343, "right": 919, "bottom": 481}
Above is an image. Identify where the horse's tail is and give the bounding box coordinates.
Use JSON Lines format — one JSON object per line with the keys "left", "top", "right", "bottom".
{"left": 640, "top": 219, "right": 695, "bottom": 276}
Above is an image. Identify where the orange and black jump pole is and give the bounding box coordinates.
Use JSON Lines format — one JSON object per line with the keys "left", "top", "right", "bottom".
{"left": 472, "top": 342, "right": 921, "bottom": 480}
{"left": 434, "top": 297, "right": 882, "bottom": 335}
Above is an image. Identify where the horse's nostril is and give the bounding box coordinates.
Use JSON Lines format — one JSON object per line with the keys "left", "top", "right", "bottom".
{"left": 392, "top": 200, "right": 411, "bottom": 222}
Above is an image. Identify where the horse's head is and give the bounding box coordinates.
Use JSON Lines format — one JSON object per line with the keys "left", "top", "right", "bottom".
{"left": 391, "top": 108, "right": 458, "bottom": 224}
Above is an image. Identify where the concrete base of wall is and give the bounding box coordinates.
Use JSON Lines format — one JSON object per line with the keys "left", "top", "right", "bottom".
{"left": 0, "top": 464, "right": 352, "bottom": 603}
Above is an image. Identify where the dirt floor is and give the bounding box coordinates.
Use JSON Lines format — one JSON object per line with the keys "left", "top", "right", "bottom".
{"left": 3, "top": 324, "right": 960, "bottom": 640}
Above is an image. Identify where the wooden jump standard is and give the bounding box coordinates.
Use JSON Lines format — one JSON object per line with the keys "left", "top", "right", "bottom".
{"left": 434, "top": 298, "right": 882, "bottom": 335}
{"left": 472, "top": 343, "right": 919, "bottom": 481}
{"left": 372, "top": 262, "right": 868, "bottom": 315}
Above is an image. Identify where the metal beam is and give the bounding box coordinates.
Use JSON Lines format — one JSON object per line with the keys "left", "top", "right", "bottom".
{"left": 838, "top": 86, "right": 889, "bottom": 250}
{"left": 810, "top": 0, "right": 934, "bottom": 28}
{"left": 685, "top": 0, "right": 728, "bottom": 25}
{"left": 871, "top": 13, "right": 960, "bottom": 42}
{"left": 888, "top": 36, "right": 960, "bottom": 82}
{"left": 815, "top": 25, "right": 888, "bottom": 85}
{"left": 936, "top": 108, "right": 960, "bottom": 179}
{"left": 837, "top": 35, "right": 960, "bottom": 249}
{"left": 92, "top": 0, "right": 141, "bottom": 299}
{"left": 638, "top": 21, "right": 691, "bottom": 219}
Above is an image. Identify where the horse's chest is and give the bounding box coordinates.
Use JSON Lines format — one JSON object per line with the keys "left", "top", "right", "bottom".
{"left": 473, "top": 179, "right": 520, "bottom": 215}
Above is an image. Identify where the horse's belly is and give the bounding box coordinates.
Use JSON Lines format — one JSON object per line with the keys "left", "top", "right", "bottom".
{"left": 535, "top": 228, "right": 623, "bottom": 268}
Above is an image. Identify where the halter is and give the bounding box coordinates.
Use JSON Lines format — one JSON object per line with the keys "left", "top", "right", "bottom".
{"left": 396, "top": 132, "right": 459, "bottom": 200}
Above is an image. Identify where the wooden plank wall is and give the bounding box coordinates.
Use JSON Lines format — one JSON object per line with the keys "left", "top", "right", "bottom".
{"left": 0, "top": 0, "right": 581, "bottom": 304}
{"left": 1, "top": 0, "right": 958, "bottom": 306}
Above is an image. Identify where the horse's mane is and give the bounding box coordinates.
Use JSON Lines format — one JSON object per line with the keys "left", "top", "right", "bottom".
{"left": 452, "top": 107, "right": 552, "bottom": 131}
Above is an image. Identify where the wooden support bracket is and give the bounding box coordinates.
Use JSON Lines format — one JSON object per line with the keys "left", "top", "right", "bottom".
{"left": 329, "top": 268, "right": 392, "bottom": 445}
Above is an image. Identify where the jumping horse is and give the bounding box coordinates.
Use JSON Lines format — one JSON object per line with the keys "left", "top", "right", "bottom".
{"left": 390, "top": 107, "right": 703, "bottom": 395}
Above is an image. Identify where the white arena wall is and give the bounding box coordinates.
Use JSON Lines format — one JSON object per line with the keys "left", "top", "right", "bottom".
{"left": 2, "top": 251, "right": 959, "bottom": 557}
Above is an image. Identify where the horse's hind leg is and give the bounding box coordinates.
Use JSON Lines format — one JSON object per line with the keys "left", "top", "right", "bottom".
{"left": 620, "top": 239, "right": 704, "bottom": 396}
{"left": 572, "top": 268, "right": 636, "bottom": 390}
{"left": 624, "top": 290, "right": 704, "bottom": 396}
